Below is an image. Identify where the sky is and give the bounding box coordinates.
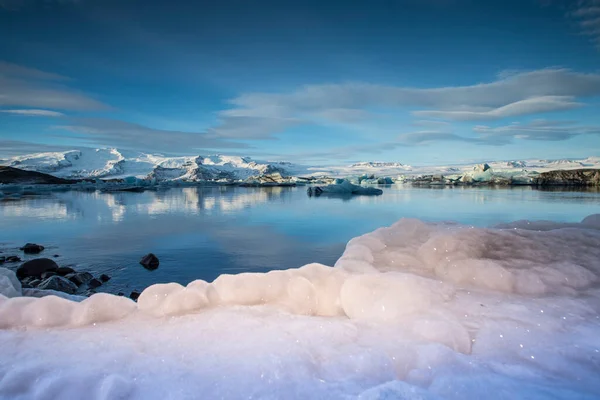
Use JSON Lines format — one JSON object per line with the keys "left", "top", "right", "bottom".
{"left": 0, "top": 0, "right": 599, "bottom": 165}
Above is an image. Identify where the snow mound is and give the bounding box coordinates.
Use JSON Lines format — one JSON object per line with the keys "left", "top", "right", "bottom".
{"left": 1, "top": 215, "right": 600, "bottom": 398}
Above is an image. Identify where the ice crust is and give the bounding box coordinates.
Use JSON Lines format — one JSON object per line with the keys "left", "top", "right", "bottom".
{"left": 0, "top": 215, "right": 599, "bottom": 399}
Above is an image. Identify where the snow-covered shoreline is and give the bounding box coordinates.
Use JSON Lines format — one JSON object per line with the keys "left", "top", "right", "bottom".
{"left": 1, "top": 214, "right": 599, "bottom": 399}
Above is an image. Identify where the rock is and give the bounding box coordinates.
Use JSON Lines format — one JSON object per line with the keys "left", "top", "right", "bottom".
{"left": 99, "top": 274, "right": 111, "bottom": 283}
{"left": 53, "top": 254, "right": 60, "bottom": 258}
{"left": 40, "top": 271, "right": 57, "bottom": 279}
{"left": 37, "top": 275, "right": 77, "bottom": 294}
{"left": 534, "top": 169, "right": 600, "bottom": 186}
{"left": 140, "top": 253, "right": 159, "bottom": 270}
{"left": 0, "top": 256, "right": 4, "bottom": 263}
{"left": 30, "top": 279, "right": 41, "bottom": 287}
{"left": 88, "top": 278, "right": 102, "bottom": 289}
{"left": 0, "top": 166, "right": 78, "bottom": 185}
{"left": 20, "top": 243, "right": 45, "bottom": 254}
{"left": 129, "top": 291, "right": 140, "bottom": 301}
{"left": 117, "top": 292, "right": 125, "bottom": 296}
{"left": 65, "top": 271, "right": 93, "bottom": 286}
{"left": 5, "top": 256, "right": 21, "bottom": 263}
{"left": 16, "top": 258, "right": 59, "bottom": 279}
{"left": 21, "top": 283, "right": 33, "bottom": 289}
{"left": 56, "top": 266, "right": 75, "bottom": 276}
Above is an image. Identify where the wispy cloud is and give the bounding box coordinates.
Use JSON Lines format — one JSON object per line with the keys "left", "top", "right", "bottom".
{"left": 474, "top": 119, "right": 600, "bottom": 141}
{"left": 568, "top": 0, "right": 600, "bottom": 48}
{"left": 54, "top": 118, "right": 250, "bottom": 154}
{"left": 214, "top": 68, "right": 600, "bottom": 136}
{"left": 412, "top": 96, "right": 581, "bottom": 121}
{"left": 0, "top": 61, "right": 108, "bottom": 111}
{"left": 394, "top": 119, "right": 600, "bottom": 147}
{"left": 0, "top": 109, "right": 65, "bottom": 117}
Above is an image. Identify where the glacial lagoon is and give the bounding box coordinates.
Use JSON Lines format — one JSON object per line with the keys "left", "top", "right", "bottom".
{"left": 1, "top": 184, "right": 599, "bottom": 294}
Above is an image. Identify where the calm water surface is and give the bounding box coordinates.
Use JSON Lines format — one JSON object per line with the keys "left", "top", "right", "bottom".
{"left": 1, "top": 185, "right": 599, "bottom": 294}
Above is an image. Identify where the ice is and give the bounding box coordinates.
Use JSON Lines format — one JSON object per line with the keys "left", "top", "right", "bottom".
{"left": 0, "top": 268, "right": 21, "bottom": 298}
{"left": 0, "top": 215, "right": 600, "bottom": 398}
{"left": 308, "top": 179, "right": 384, "bottom": 196}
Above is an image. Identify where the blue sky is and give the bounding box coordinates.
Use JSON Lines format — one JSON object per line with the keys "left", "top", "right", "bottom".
{"left": 0, "top": 0, "right": 599, "bottom": 165}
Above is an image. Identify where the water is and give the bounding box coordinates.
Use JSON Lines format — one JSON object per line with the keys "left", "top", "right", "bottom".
{"left": 1, "top": 185, "right": 599, "bottom": 294}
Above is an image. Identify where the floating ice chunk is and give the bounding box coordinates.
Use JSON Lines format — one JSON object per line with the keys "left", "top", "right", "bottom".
{"left": 308, "top": 179, "right": 383, "bottom": 196}
{"left": 0, "top": 268, "right": 21, "bottom": 298}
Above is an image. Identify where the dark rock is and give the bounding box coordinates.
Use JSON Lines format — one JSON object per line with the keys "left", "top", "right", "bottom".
{"left": 53, "top": 254, "right": 60, "bottom": 258}
{"left": 117, "top": 292, "right": 125, "bottom": 296}
{"left": 99, "top": 274, "right": 111, "bottom": 283}
{"left": 140, "top": 253, "right": 159, "bottom": 270}
{"left": 5, "top": 256, "right": 21, "bottom": 263}
{"left": 37, "top": 276, "right": 77, "bottom": 294}
{"left": 65, "top": 271, "right": 93, "bottom": 286}
{"left": 534, "top": 169, "right": 600, "bottom": 186}
{"left": 88, "top": 278, "right": 102, "bottom": 289}
{"left": 85, "top": 290, "right": 97, "bottom": 296}
{"left": 21, "top": 283, "right": 32, "bottom": 289}
{"left": 129, "top": 291, "right": 140, "bottom": 301}
{"left": 17, "top": 258, "right": 59, "bottom": 279}
{"left": 56, "top": 266, "right": 75, "bottom": 276}
{"left": 20, "top": 276, "right": 34, "bottom": 284}
{"left": 0, "top": 256, "right": 5, "bottom": 263}
{"left": 20, "top": 243, "right": 45, "bottom": 254}
{"left": 30, "top": 279, "right": 41, "bottom": 287}
{"left": 40, "top": 271, "right": 57, "bottom": 279}
{"left": 0, "top": 166, "right": 78, "bottom": 185}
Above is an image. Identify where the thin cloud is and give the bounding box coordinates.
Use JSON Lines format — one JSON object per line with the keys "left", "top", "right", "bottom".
{"left": 216, "top": 68, "right": 600, "bottom": 136}
{"left": 412, "top": 96, "right": 581, "bottom": 121}
{"left": 0, "top": 61, "right": 109, "bottom": 111}
{"left": 0, "top": 61, "right": 67, "bottom": 81}
{"left": 54, "top": 118, "right": 250, "bottom": 154}
{"left": 474, "top": 119, "right": 600, "bottom": 142}
{"left": 568, "top": 0, "right": 600, "bottom": 48}
{"left": 0, "top": 109, "right": 65, "bottom": 117}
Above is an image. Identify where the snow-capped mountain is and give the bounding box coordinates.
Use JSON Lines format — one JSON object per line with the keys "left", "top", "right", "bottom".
{"left": 349, "top": 162, "right": 407, "bottom": 168}
{"left": 1, "top": 149, "right": 599, "bottom": 184}
{"left": 1, "top": 149, "right": 303, "bottom": 182}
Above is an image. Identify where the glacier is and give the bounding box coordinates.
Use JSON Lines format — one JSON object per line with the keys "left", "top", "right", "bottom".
{"left": 0, "top": 214, "right": 599, "bottom": 399}
{"left": 1, "top": 149, "right": 599, "bottom": 188}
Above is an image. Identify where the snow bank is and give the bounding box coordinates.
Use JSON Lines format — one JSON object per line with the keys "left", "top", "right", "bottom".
{"left": 1, "top": 215, "right": 599, "bottom": 399}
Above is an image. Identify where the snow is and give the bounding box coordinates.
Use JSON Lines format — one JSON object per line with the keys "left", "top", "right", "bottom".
{"left": 3, "top": 149, "right": 303, "bottom": 182}
{"left": 309, "top": 156, "right": 600, "bottom": 182}
{"left": 1, "top": 214, "right": 600, "bottom": 399}
{"left": 2, "top": 149, "right": 599, "bottom": 186}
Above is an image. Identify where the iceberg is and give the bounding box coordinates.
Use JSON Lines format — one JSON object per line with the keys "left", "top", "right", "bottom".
{"left": 1, "top": 214, "right": 599, "bottom": 398}
{"left": 307, "top": 179, "right": 383, "bottom": 197}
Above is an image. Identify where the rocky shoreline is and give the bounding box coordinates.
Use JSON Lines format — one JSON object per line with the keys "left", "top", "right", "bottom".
{"left": 0, "top": 243, "right": 150, "bottom": 301}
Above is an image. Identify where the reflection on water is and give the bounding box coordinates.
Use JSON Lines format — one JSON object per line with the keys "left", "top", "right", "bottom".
{"left": 1, "top": 185, "right": 599, "bottom": 293}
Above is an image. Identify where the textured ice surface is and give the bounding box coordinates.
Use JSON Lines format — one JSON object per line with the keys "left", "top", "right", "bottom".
{"left": 0, "top": 215, "right": 599, "bottom": 399}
